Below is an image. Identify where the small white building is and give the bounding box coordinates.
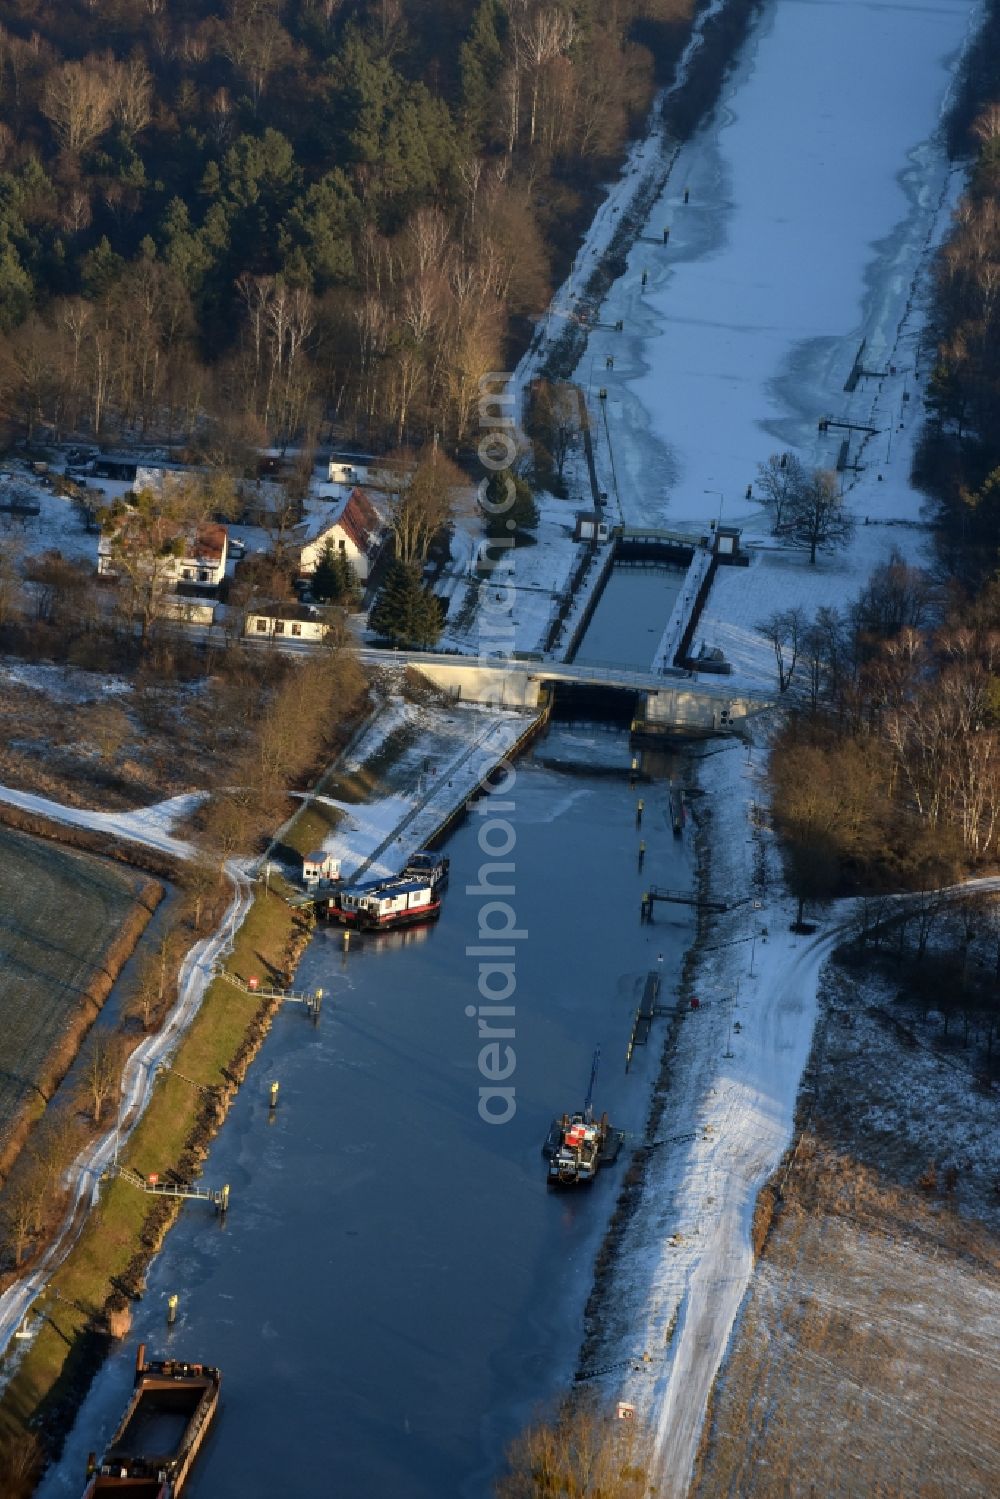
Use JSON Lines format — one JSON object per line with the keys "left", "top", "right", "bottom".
{"left": 327, "top": 458, "right": 394, "bottom": 489}
{"left": 574, "top": 511, "right": 610, "bottom": 543}
{"left": 294, "top": 487, "right": 388, "bottom": 583}
{"left": 98, "top": 515, "right": 228, "bottom": 589}
{"left": 245, "top": 604, "right": 329, "bottom": 641}
{"left": 160, "top": 596, "right": 218, "bottom": 626}
{"left": 302, "top": 850, "right": 340, "bottom": 885}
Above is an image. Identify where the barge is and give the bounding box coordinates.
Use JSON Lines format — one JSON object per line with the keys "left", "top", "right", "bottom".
{"left": 328, "top": 850, "right": 448, "bottom": 931}
{"left": 336, "top": 875, "right": 441, "bottom": 930}
{"left": 82, "top": 1343, "right": 220, "bottom": 1498}
{"left": 542, "top": 1048, "right": 624, "bottom": 1187}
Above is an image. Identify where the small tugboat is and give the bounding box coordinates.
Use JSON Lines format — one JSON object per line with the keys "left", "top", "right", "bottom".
{"left": 82, "top": 1343, "right": 220, "bottom": 1497}
{"left": 542, "top": 1049, "right": 625, "bottom": 1188}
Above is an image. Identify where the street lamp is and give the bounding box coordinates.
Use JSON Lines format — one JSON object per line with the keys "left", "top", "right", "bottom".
{"left": 703, "top": 488, "right": 724, "bottom": 527}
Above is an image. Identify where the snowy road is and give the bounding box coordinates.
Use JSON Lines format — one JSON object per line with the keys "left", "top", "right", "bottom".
{"left": 0, "top": 785, "right": 200, "bottom": 862}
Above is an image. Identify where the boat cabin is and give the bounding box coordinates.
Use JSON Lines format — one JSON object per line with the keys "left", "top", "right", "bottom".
{"left": 402, "top": 851, "right": 449, "bottom": 889}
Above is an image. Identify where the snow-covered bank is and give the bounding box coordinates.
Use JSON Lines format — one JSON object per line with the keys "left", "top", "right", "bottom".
{"left": 304, "top": 696, "right": 535, "bottom": 882}
{"left": 0, "top": 785, "right": 201, "bottom": 862}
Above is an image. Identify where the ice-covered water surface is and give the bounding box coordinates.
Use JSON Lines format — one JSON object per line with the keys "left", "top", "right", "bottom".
{"left": 591, "top": 0, "right": 982, "bottom": 536}
{"left": 575, "top": 565, "right": 686, "bottom": 671}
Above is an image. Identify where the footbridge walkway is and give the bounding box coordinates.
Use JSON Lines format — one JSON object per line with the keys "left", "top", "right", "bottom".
{"left": 358, "top": 649, "right": 772, "bottom": 734}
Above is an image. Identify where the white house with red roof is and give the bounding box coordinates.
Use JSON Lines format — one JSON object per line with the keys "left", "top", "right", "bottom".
{"left": 98, "top": 515, "right": 229, "bottom": 589}
{"left": 294, "top": 486, "right": 388, "bottom": 583}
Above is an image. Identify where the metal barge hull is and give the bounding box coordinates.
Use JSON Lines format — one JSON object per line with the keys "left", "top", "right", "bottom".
{"left": 83, "top": 1344, "right": 220, "bottom": 1498}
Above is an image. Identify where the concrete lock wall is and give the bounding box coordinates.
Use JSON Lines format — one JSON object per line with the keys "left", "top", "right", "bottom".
{"left": 409, "top": 660, "right": 543, "bottom": 709}
{"left": 406, "top": 660, "right": 765, "bottom": 731}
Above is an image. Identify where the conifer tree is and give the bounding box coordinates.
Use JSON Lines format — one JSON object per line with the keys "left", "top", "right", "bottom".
{"left": 368, "top": 560, "right": 442, "bottom": 648}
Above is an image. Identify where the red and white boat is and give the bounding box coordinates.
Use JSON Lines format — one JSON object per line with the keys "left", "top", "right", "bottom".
{"left": 332, "top": 875, "right": 441, "bottom": 930}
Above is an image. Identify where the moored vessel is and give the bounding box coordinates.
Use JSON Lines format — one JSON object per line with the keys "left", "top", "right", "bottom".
{"left": 82, "top": 1343, "right": 220, "bottom": 1498}
{"left": 328, "top": 850, "right": 448, "bottom": 930}
{"left": 542, "top": 1049, "right": 624, "bottom": 1187}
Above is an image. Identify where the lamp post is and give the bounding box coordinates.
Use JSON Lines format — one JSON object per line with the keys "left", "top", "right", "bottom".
{"left": 703, "top": 488, "right": 724, "bottom": 527}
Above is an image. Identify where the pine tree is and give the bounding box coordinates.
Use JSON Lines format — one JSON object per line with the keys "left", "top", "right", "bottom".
{"left": 311, "top": 541, "right": 339, "bottom": 602}
{"left": 480, "top": 471, "right": 539, "bottom": 539}
{"left": 312, "top": 543, "right": 360, "bottom": 606}
{"left": 368, "top": 560, "right": 442, "bottom": 648}
{"left": 461, "top": 1, "right": 505, "bottom": 141}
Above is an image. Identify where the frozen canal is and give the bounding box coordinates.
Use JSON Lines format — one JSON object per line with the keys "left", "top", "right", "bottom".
{"left": 587, "top": 0, "right": 983, "bottom": 538}
{"left": 575, "top": 565, "right": 686, "bottom": 671}
{"left": 38, "top": 744, "right": 694, "bottom": 1499}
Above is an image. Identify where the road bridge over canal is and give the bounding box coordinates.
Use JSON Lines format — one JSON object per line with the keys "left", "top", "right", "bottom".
{"left": 358, "top": 649, "right": 772, "bottom": 734}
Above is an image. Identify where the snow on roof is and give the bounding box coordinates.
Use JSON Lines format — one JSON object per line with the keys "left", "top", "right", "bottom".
{"left": 293, "top": 486, "right": 386, "bottom": 551}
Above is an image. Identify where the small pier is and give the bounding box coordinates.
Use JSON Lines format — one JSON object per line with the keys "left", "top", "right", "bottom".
{"left": 640, "top": 886, "right": 731, "bottom": 921}
{"left": 625, "top": 971, "right": 676, "bottom": 1070}
{"left": 214, "top": 967, "right": 325, "bottom": 1017}
{"left": 113, "top": 1165, "right": 230, "bottom": 1215}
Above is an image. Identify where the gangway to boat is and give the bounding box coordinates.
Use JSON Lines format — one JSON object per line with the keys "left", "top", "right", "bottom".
{"left": 213, "top": 966, "right": 325, "bottom": 1016}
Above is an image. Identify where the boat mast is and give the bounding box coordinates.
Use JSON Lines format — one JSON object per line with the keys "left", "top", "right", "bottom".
{"left": 583, "top": 1047, "right": 600, "bottom": 1123}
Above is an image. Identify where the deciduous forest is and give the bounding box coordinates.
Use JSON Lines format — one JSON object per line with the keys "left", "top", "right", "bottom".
{"left": 767, "top": 16, "right": 1000, "bottom": 915}
{"left": 0, "top": 0, "right": 696, "bottom": 454}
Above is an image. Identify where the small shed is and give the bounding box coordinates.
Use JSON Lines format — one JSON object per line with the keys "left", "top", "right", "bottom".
{"left": 713, "top": 524, "right": 742, "bottom": 557}
{"left": 302, "top": 850, "right": 340, "bottom": 885}
{"left": 575, "top": 510, "right": 610, "bottom": 543}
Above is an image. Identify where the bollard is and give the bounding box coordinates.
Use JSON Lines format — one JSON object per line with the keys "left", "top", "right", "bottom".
{"left": 167, "top": 1294, "right": 178, "bottom": 1326}
{"left": 683, "top": 188, "right": 689, "bottom": 204}
{"left": 269, "top": 1081, "right": 279, "bottom": 1111}
{"left": 662, "top": 227, "right": 670, "bottom": 243}
{"left": 636, "top": 799, "right": 644, "bottom": 827}
{"left": 642, "top": 269, "right": 648, "bottom": 287}
{"left": 342, "top": 928, "right": 351, "bottom": 951}
{"left": 638, "top": 840, "right": 646, "bottom": 870}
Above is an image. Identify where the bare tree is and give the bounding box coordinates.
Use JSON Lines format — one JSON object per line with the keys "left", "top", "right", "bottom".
{"left": 111, "top": 57, "right": 153, "bottom": 137}
{"left": 756, "top": 452, "right": 807, "bottom": 533}
{"left": 778, "top": 468, "right": 855, "bottom": 564}
{"left": 387, "top": 447, "right": 468, "bottom": 565}
{"left": 496, "top": 1397, "right": 651, "bottom": 1499}
{"left": 760, "top": 607, "right": 807, "bottom": 693}
{"left": 82, "top": 1035, "right": 123, "bottom": 1125}
{"left": 41, "top": 59, "right": 115, "bottom": 154}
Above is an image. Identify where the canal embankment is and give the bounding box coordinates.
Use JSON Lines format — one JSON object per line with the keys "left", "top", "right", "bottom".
{"left": 34, "top": 729, "right": 698, "bottom": 1499}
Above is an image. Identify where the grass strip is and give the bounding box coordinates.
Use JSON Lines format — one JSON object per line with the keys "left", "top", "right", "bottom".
{"left": 0, "top": 886, "right": 309, "bottom": 1459}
